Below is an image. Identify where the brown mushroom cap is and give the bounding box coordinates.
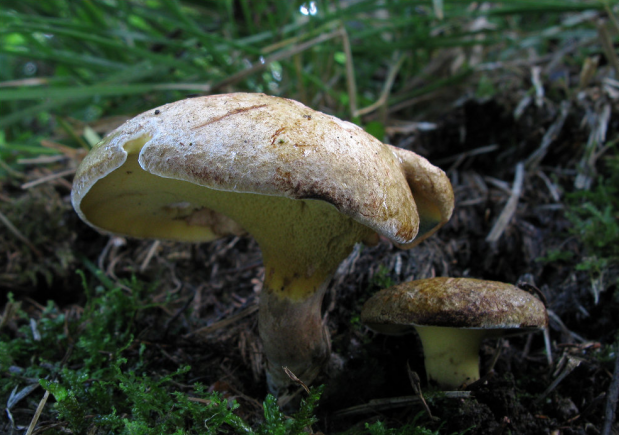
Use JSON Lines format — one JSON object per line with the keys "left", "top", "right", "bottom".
{"left": 361, "top": 277, "right": 548, "bottom": 333}
{"left": 71, "top": 93, "right": 453, "bottom": 247}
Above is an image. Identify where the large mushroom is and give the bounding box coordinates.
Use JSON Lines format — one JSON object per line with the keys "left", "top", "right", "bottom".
{"left": 360, "top": 277, "right": 548, "bottom": 390}
{"left": 71, "top": 93, "right": 454, "bottom": 393}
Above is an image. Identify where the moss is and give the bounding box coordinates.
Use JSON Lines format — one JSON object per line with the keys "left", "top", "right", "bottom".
{"left": 1, "top": 270, "right": 325, "bottom": 434}
{"left": 342, "top": 413, "right": 440, "bottom": 435}
{"left": 369, "top": 264, "right": 396, "bottom": 291}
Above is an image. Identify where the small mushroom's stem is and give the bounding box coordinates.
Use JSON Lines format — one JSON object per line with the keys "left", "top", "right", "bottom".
{"left": 259, "top": 280, "right": 331, "bottom": 394}
{"left": 414, "top": 326, "right": 487, "bottom": 390}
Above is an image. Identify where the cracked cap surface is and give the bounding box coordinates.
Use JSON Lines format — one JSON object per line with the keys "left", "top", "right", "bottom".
{"left": 361, "top": 277, "right": 548, "bottom": 331}
{"left": 71, "top": 93, "right": 454, "bottom": 245}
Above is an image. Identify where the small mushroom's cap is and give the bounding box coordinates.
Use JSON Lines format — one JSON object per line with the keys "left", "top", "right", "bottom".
{"left": 71, "top": 93, "right": 453, "bottom": 246}
{"left": 361, "top": 277, "right": 548, "bottom": 333}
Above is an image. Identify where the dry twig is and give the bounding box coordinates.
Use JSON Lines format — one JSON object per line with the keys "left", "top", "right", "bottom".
{"left": 139, "top": 240, "right": 161, "bottom": 273}
{"left": 354, "top": 54, "right": 405, "bottom": 118}
{"left": 334, "top": 391, "right": 471, "bottom": 418}
{"left": 486, "top": 162, "right": 525, "bottom": 243}
{"left": 283, "top": 366, "right": 310, "bottom": 395}
{"left": 184, "top": 304, "right": 258, "bottom": 339}
{"left": 0, "top": 210, "right": 42, "bottom": 257}
{"left": 536, "top": 352, "right": 584, "bottom": 403}
{"left": 25, "top": 391, "right": 50, "bottom": 436}
{"left": 526, "top": 101, "right": 570, "bottom": 169}
{"left": 407, "top": 362, "right": 434, "bottom": 419}
{"left": 20, "top": 168, "right": 75, "bottom": 190}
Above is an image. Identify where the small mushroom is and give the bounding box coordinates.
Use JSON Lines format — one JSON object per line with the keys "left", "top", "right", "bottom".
{"left": 360, "top": 277, "right": 548, "bottom": 390}
{"left": 71, "top": 93, "right": 454, "bottom": 393}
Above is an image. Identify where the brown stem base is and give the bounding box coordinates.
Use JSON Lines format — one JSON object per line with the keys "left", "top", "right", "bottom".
{"left": 258, "top": 283, "right": 330, "bottom": 394}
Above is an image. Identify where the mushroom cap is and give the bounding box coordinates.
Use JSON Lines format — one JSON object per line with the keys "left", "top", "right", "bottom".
{"left": 71, "top": 93, "right": 453, "bottom": 246}
{"left": 361, "top": 277, "right": 548, "bottom": 332}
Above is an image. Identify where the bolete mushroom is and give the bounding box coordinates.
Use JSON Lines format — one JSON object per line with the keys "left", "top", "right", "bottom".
{"left": 71, "top": 93, "right": 454, "bottom": 393}
{"left": 360, "top": 277, "right": 548, "bottom": 390}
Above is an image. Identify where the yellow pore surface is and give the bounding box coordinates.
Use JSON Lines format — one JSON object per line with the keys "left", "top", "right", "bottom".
{"left": 79, "top": 138, "right": 374, "bottom": 301}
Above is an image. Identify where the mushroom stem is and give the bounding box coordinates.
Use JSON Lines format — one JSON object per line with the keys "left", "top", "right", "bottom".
{"left": 414, "top": 326, "right": 486, "bottom": 389}
{"left": 259, "top": 279, "right": 330, "bottom": 393}
{"left": 250, "top": 200, "right": 374, "bottom": 393}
